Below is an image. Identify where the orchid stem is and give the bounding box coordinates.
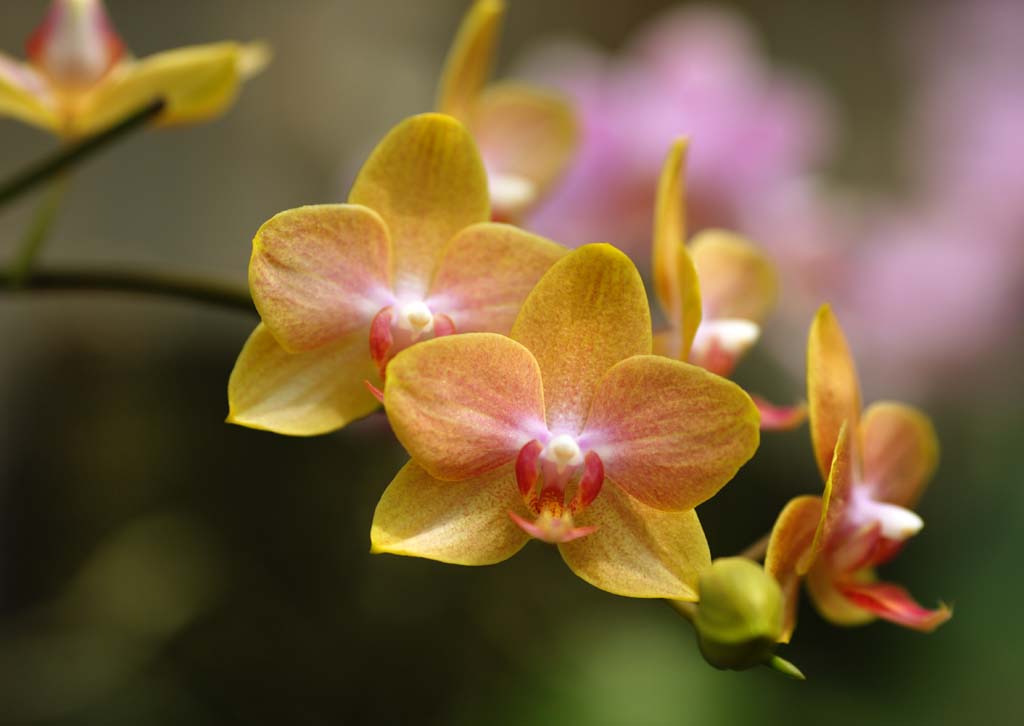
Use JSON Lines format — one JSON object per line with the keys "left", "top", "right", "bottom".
{"left": 738, "top": 532, "right": 770, "bottom": 562}
{"left": 0, "top": 99, "right": 165, "bottom": 210}
{"left": 0, "top": 266, "right": 256, "bottom": 314}
{"left": 8, "top": 175, "right": 69, "bottom": 287}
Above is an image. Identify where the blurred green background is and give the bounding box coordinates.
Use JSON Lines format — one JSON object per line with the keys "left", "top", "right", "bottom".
{"left": 1, "top": 1, "right": 1020, "bottom": 724}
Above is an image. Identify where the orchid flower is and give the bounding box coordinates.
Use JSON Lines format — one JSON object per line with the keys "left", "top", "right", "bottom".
{"left": 370, "top": 244, "right": 760, "bottom": 600}
{"left": 765, "top": 305, "right": 951, "bottom": 638}
{"left": 435, "top": 0, "right": 577, "bottom": 222}
{"left": 0, "top": 0, "right": 267, "bottom": 138}
{"left": 652, "top": 138, "right": 805, "bottom": 430}
{"left": 228, "top": 113, "right": 565, "bottom": 436}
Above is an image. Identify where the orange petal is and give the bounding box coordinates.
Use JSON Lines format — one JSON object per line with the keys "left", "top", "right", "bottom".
{"left": 807, "top": 304, "right": 862, "bottom": 480}
{"left": 0, "top": 53, "right": 58, "bottom": 130}
{"left": 511, "top": 244, "right": 651, "bottom": 433}
{"left": 812, "top": 421, "right": 856, "bottom": 554}
{"left": 384, "top": 333, "right": 545, "bottom": 481}
{"left": 860, "top": 402, "right": 939, "bottom": 508}
{"left": 837, "top": 581, "right": 951, "bottom": 632}
{"left": 805, "top": 565, "right": 876, "bottom": 627}
{"left": 435, "top": 0, "right": 504, "bottom": 121}
{"left": 370, "top": 461, "right": 529, "bottom": 565}
{"left": 583, "top": 355, "right": 759, "bottom": 511}
{"left": 765, "top": 495, "right": 824, "bottom": 642}
{"left": 226, "top": 323, "right": 380, "bottom": 436}
{"left": 753, "top": 396, "right": 807, "bottom": 432}
{"left": 651, "top": 138, "right": 702, "bottom": 359}
{"left": 427, "top": 222, "right": 564, "bottom": 334}
{"left": 471, "top": 82, "right": 578, "bottom": 220}
{"left": 689, "top": 229, "right": 778, "bottom": 323}
{"left": 349, "top": 113, "right": 490, "bottom": 299}
{"left": 249, "top": 204, "right": 392, "bottom": 353}
{"left": 559, "top": 483, "right": 710, "bottom": 600}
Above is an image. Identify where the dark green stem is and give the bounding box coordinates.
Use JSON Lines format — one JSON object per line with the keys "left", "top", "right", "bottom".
{"left": 0, "top": 266, "right": 255, "bottom": 314}
{"left": 8, "top": 175, "right": 69, "bottom": 286}
{"left": 0, "top": 99, "right": 165, "bottom": 210}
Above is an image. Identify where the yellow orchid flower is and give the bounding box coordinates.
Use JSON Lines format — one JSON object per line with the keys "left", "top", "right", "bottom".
{"left": 228, "top": 113, "right": 565, "bottom": 436}
{"left": 371, "top": 244, "right": 760, "bottom": 600}
{"left": 651, "top": 138, "right": 805, "bottom": 430}
{"left": 765, "top": 305, "right": 951, "bottom": 639}
{"left": 0, "top": 0, "right": 267, "bottom": 138}
{"left": 436, "top": 0, "right": 578, "bottom": 222}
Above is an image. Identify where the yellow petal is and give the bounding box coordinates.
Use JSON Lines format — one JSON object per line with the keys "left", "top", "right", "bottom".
{"left": 0, "top": 54, "right": 58, "bottom": 130}
{"left": 384, "top": 333, "right": 545, "bottom": 481}
{"left": 435, "top": 0, "right": 505, "bottom": 120}
{"left": 227, "top": 323, "right": 380, "bottom": 436}
{"left": 249, "top": 204, "right": 392, "bottom": 353}
{"left": 71, "top": 42, "right": 267, "bottom": 137}
{"left": 859, "top": 402, "right": 939, "bottom": 509}
{"left": 689, "top": 229, "right": 778, "bottom": 324}
{"left": 371, "top": 461, "right": 529, "bottom": 565}
{"left": 811, "top": 421, "right": 855, "bottom": 555}
{"left": 765, "top": 495, "right": 823, "bottom": 642}
{"left": 471, "top": 82, "right": 578, "bottom": 220}
{"left": 807, "top": 304, "right": 862, "bottom": 480}
{"left": 511, "top": 244, "right": 652, "bottom": 433}
{"left": 583, "top": 355, "right": 759, "bottom": 511}
{"left": 349, "top": 113, "right": 490, "bottom": 299}
{"left": 652, "top": 138, "right": 702, "bottom": 359}
{"left": 559, "top": 483, "right": 711, "bottom": 600}
{"left": 806, "top": 564, "right": 875, "bottom": 627}
{"left": 427, "top": 222, "right": 565, "bottom": 334}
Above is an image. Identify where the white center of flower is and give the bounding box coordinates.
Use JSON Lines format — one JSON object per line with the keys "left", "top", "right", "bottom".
{"left": 40, "top": 0, "right": 114, "bottom": 88}
{"left": 852, "top": 489, "right": 924, "bottom": 540}
{"left": 691, "top": 318, "right": 762, "bottom": 358}
{"left": 541, "top": 434, "right": 583, "bottom": 471}
{"left": 488, "top": 171, "right": 537, "bottom": 213}
{"left": 395, "top": 301, "right": 434, "bottom": 335}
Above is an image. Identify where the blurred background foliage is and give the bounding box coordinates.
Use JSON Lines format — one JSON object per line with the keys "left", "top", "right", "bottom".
{"left": 1, "top": 1, "right": 1021, "bottom": 724}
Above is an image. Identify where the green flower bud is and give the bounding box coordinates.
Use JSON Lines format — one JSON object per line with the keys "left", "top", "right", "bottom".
{"left": 693, "top": 557, "right": 785, "bottom": 671}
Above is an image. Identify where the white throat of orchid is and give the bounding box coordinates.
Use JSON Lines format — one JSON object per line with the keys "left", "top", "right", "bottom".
{"left": 541, "top": 434, "right": 584, "bottom": 473}
{"left": 850, "top": 488, "right": 924, "bottom": 540}
{"left": 34, "top": 0, "right": 120, "bottom": 89}
{"left": 690, "top": 318, "right": 761, "bottom": 359}
{"left": 394, "top": 301, "right": 435, "bottom": 338}
{"left": 488, "top": 171, "right": 537, "bottom": 215}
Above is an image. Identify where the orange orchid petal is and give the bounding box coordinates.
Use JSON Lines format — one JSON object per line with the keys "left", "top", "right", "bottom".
{"left": 583, "top": 355, "right": 759, "bottom": 511}
{"left": 435, "top": 0, "right": 504, "bottom": 121}
{"left": 805, "top": 565, "right": 876, "bottom": 627}
{"left": 349, "top": 113, "right": 490, "bottom": 299}
{"left": 471, "top": 82, "right": 578, "bottom": 220}
{"left": 71, "top": 42, "right": 268, "bottom": 137}
{"left": 226, "top": 323, "right": 380, "bottom": 436}
{"left": 511, "top": 244, "right": 651, "bottom": 434}
{"left": 860, "top": 402, "right": 939, "bottom": 508}
{"left": 753, "top": 396, "right": 808, "bottom": 432}
{"left": 427, "top": 222, "right": 564, "bottom": 334}
{"left": 0, "top": 53, "right": 58, "bottom": 130}
{"left": 765, "top": 495, "right": 824, "bottom": 642}
{"left": 248, "top": 204, "right": 392, "bottom": 353}
{"left": 384, "top": 333, "right": 545, "bottom": 481}
{"left": 652, "top": 138, "right": 702, "bottom": 359}
{"left": 807, "top": 304, "right": 862, "bottom": 480}
{"left": 838, "top": 581, "right": 951, "bottom": 632}
{"left": 689, "top": 230, "right": 778, "bottom": 324}
{"left": 371, "top": 461, "right": 529, "bottom": 565}
{"left": 812, "top": 421, "right": 855, "bottom": 554}
{"left": 559, "top": 483, "right": 710, "bottom": 600}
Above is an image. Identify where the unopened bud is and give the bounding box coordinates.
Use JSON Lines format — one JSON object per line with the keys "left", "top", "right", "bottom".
{"left": 693, "top": 557, "right": 785, "bottom": 671}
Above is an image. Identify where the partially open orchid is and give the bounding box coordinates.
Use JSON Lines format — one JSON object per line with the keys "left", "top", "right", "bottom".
{"left": 0, "top": 0, "right": 267, "bottom": 138}
{"left": 652, "top": 139, "right": 804, "bottom": 431}
{"left": 228, "top": 113, "right": 564, "bottom": 436}
{"left": 371, "top": 244, "right": 760, "bottom": 600}
{"left": 435, "top": 0, "right": 577, "bottom": 222}
{"left": 765, "top": 305, "right": 951, "bottom": 638}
